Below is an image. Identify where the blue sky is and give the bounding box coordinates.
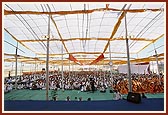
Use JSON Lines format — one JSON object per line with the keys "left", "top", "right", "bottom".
{"left": 4, "top": 32, "right": 36, "bottom": 57}
{"left": 137, "top": 37, "right": 164, "bottom": 58}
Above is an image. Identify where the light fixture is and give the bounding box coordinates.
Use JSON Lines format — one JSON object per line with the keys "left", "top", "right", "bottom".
{"left": 41, "top": 35, "right": 54, "bottom": 39}
{"left": 109, "top": 61, "right": 113, "bottom": 66}
{"left": 41, "top": 35, "right": 49, "bottom": 39}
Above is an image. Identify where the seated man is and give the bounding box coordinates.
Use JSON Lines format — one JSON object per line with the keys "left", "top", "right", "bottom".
{"left": 66, "top": 96, "right": 70, "bottom": 101}
{"left": 100, "top": 86, "right": 106, "bottom": 93}
{"left": 52, "top": 95, "right": 58, "bottom": 101}
{"left": 113, "top": 90, "right": 122, "bottom": 100}
{"left": 79, "top": 97, "right": 82, "bottom": 101}
{"left": 141, "top": 93, "right": 147, "bottom": 98}
{"left": 4, "top": 84, "right": 9, "bottom": 93}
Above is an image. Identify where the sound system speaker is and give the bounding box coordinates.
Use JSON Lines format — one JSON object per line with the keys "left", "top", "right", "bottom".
{"left": 127, "top": 92, "right": 141, "bottom": 104}
{"left": 109, "top": 90, "right": 114, "bottom": 93}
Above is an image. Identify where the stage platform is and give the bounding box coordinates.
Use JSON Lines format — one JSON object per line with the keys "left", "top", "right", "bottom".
{"left": 4, "top": 98, "right": 164, "bottom": 111}
{"left": 4, "top": 89, "right": 164, "bottom": 101}
{"left": 4, "top": 89, "right": 164, "bottom": 111}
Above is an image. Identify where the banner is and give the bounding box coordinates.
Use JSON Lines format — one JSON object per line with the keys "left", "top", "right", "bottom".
{"left": 89, "top": 54, "right": 104, "bottom": 65}
{"left": 69, "top": 54, "right": 82, "bottom": 65}
{"left": 118, "top": 64, "right": 149, "bottom": 74}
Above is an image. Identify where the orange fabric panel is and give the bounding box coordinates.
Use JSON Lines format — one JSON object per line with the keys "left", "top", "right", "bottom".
{"left": 69, "top": 54, "right": 82, "bottom": 65}
{"left": 69, "top": 54, "right": 77, "bottom": 62}
{"left": 90, "top": 54, "right": 104, "bottom": 65}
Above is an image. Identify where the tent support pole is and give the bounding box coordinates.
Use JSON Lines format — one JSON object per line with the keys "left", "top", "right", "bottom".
{"left": 46, "top": 15, "right": 50, "bottom": 101}
{"left": 20, "top": 62, "right": 22, "bottom": 76}
{"left": 137, "top": 53, "right": 140, "bottom": 74}
{"left": 34, "top": 63, "right": 36, "bottom": 74}
{"left": 153, "top": 43, "right": 161, "bottom": 84}
{"left": 103, "top": 60, "right": 105, "bottom": 78}
{"left": 125, "top": 11, "right": 132, "bottom": 92}
{"left": 15, "top": 42, "right": 18, "bottom": 90}
{"left": 69, "top": 59, "right": 70, "bottom": 77}
{"left": 109, "top": 41, "right": 113, "bottom": 89}
{"left": 61, "top": 45, "right": 64, "bottom": 88}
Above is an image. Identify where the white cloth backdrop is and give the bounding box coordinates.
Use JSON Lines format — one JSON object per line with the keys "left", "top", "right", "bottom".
{"left": 118, "top": 64, "right": 149, "bottom": 74}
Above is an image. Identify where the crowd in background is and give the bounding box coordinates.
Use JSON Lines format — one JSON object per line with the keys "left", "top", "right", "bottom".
{"left": 4, "top": 70, "right": 164, "bottom": 95}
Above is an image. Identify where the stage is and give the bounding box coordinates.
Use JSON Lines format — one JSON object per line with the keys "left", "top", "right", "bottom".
{"left": 4, "top": 98, "right": 164, "bottom": 111}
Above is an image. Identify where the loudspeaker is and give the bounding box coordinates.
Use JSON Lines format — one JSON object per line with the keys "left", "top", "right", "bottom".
{"left": 127, "top": 92, "right": 141, "bottom": 104}
{"left": 110, "top": 90, "right": 114, "bottom": 93}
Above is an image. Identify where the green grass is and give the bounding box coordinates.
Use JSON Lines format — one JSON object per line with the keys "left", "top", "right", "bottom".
{"left": 4, "top": 89, "right": 164, "bottom": 101}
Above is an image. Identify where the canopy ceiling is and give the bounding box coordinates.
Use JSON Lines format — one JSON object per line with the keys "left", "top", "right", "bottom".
{"left": 4, "top": 53, "right": 164, "bottom": 65}
{"left": 3, "top": 3, "right": 165, "bottom": 65}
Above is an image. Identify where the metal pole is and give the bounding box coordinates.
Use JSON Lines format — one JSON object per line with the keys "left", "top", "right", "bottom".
{"left": 109, "top": 41, "right": 113, "bottom": 89}
{"left": 96, "top": 65, "right": 98, "bottom": 77}
{"left": 73, "top": 64, "right": 74, "bottom": 76}
{"left": 74, "top": 65, "right": 76, "bottom": 76}
{"left": 22, "top": 63, "right": 24, "bottom": 74}
{"left": 46, "top": 14, "right": 50, "bottom": 101}
{"left": 35, "top": 55, "right": 37, "bottom": 75}
{"left": 20, "top": 62, "right": 22, "bottom": 76}
{"left": 154, "top": 49, "right": 159, "bottom": 74}
{"left": 152, "top": 61, "right": 154, "bottom": 73}
{"left": 36, "top": 64, "right": 38, "bottom": 73}
{"left": 153, "top": 44, "right": 160, "bottom": 84}
{"left": 103, "top": 60, "right": 105, "bottom": 78}
{"left": 15, "top": 42, "right": 18, "bottom": 90}
{"left": 46, "top": 37, "right": 49, "bottom": 100}
{"left": 125, "top": 11, "right": 132, "bottom": 92}
{"left": 69, "top": 59, "right": 70, "bottom": 77}
{"left": 61, "top": 44, "right": 64, "bottom": 86}
{"left": 29, "top": 64, "right": 31, "bottom": 73}
{"left": 137, "top": 53, "right": 139, "bottom": 74}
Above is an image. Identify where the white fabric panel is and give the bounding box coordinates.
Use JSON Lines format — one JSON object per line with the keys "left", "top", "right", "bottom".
{"left": 118, "top": 64, "right": 149, "bottom": 74}
{"left": 55, "top": 20, "right": 67, "bottom": 30}
{"left": 109, "top": 40, "right": 126, "bottom": 53}
{"left": 65, "top": 40, "right": 81, "bottom": 52}
{"left": 4, "top": 3, "right": 164, "bottom": 57}
{"left": 95, "top": 40, "right": 108, "bottom": 52}
{"left": 98, "top": 32, "right": 112, "bottom": 38}
{"left": 89, "top": 31, "right": 99, "bottom": 38}
{"left": 52, "top": 4, "right": 71, "bottom": 11}
{"left": 68, "top": 26, "right": 79, "bottom": 33}
{"left": 144, "top": 3, "right": 164, "bottom": 9}
{"left": 69, "top": 4, "right": 84, "bottom": 10}
{"left": 49, "top": 42, "right": 61, "bottom": 54}
{"left": 53, "top": 15, "right": 65, "bottom": 21}
{"left": 14, "top": 34, "right": 30, "bottom": 40}
{"left": 129, "top": 41, "right": 151, "bottom": 53}
{"left": 24, "top": 42, "right": 46, "bottom": 54}
{"left": 5, "top": 4, "right": 21, "bottom": 11}
{"left": 50, "top": 41, "right": 66, "bottom": 54}
{"left": 89, "top": 4, "right": 105, "bottom": 9}
{"left": 17, "top": 4, "right": 38, "bottom": 11}
{"left": 104, "top": 11, "right": 119, "bottom": 18}
{"left": 31, "top": 19, "right": 47, "bottom": 27}
{"left": 50, "top": 21, "right": 60, "bottom": 39}
{"left": 109, "top": 3, "right": 126, "bottom": 9}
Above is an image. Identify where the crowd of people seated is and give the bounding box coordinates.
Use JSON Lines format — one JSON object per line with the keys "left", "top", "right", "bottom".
{"left": 113, "top": 73, "right": 164, "bottom": 94}
{"left": 4, "top": 70, "right": 164, "bottom": 95}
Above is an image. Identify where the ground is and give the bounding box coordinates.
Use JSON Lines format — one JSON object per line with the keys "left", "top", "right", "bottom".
{"left": 4, "top": 89, "right": 164, "bottom": 101}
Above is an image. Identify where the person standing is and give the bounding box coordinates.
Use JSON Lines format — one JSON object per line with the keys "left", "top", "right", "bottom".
{"left": 66, "top": 96, "right": 70, "bottom": 101}
{"left": 90, "top": 78, "right": 95, "bottom": 93}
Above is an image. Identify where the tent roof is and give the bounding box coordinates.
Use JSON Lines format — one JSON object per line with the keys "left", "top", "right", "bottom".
{"left": 4, "top": 53, "right": 164, "bottom": 65}
{"left": 4, "top": 3, "right": 165, "bottom": 65}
